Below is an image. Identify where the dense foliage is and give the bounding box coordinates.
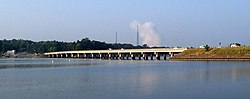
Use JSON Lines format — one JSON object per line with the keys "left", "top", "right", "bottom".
{"left": 0, "top": 38, "right": 146, "bottom": 54}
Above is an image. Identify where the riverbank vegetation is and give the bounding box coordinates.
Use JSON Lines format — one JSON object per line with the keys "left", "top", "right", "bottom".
{"left": 170, "top": 46, "right": 250, "bottom": 61}
{"left": 0, "top": 38, "right": 151, "bottom": 54}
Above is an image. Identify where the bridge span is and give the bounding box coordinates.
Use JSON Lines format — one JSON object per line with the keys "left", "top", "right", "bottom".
{"left": 44, "top": 48, "right": 187, "bottom": 60}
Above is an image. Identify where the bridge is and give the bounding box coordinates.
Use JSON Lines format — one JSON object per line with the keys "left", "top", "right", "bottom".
{"left": 44, "top": 48, "right": 187, "bottom": 60}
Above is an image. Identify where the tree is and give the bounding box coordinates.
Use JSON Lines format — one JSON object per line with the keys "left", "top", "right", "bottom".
{"left": 204, "top": 45, "right": 210, "bottom": 51}
{"left": 0, "top": 38, "right": 162, "bottom": 54}
{"left": 142, "top": 44, "right": 149, "bottom": 48}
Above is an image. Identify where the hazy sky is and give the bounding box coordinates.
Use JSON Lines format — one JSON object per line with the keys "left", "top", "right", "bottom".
{"left": 0, "top": 0, "right": 250, "bottom": 47}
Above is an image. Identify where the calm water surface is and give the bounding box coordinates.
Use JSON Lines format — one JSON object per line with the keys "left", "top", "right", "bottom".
{"left": 0, "top": 58, "right": 250, "bottom": 99}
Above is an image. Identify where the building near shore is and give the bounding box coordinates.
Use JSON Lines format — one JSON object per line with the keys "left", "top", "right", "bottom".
{"left": 230, "top": 43, "right": 241, "bottom": 47}
{"left": 5, "top": 50, "right": 16, "bottom": 55}
{"left": 199, "top": 45, "right": 205, "bottom": 48}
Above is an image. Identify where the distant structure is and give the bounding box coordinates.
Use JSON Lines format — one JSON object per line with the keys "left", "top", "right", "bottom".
{"left": 137, "top": 25, "right": 139, "bottom": 46}
{"left": 199, "top": 45, "right": 205, "bottom": 48}
{"left": 5, "top": 50, "right": 15, "bottom": 55}
{"left": 115, "top": 32, "right": 117, "bottom": 44}
{"left": 230, "top": 43, "right": 241, "bottom": 47}
{"left": 218, "top": 42, "right": 222, "bottom": 48}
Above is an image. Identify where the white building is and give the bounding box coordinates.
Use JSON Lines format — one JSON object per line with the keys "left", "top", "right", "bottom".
{"left": 229, "top": 43, "right": 241, "bottom": 47}
{"left": 5, "top": 50, "right": 15, "bottom": 55}
{"left": 199, "top": 45, "right": 205, "bottom": 48}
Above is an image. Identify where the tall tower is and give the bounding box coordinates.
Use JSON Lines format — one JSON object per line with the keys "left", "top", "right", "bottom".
{"left": 115, "top": 32, "right": 117, "bottom": 44}
{"left": 137, "top": 25, "right": 139, "bottom": 46}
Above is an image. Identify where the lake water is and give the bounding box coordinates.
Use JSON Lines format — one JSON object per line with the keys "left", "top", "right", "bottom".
{"left": 1, "top": 58, "right": 250, "bottom": 99}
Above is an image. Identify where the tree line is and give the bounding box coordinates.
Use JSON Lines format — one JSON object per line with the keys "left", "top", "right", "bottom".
{"left": 0, "top": 38, "right": 150, "bottom": 54}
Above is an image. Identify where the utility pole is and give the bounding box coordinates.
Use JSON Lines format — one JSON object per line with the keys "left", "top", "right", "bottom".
{"left": 137, "top": 25, "right": 139, "bottom": 46}
{"left": 115, "top": 32, "right": 117, "bottom": 44}
{"left": 2, "top": 40, "right": 4, "bottom": 54}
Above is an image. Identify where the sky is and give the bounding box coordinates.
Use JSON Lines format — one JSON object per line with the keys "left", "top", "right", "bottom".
{"left": 0, "top": 0, "right": 250, "bottom": 47}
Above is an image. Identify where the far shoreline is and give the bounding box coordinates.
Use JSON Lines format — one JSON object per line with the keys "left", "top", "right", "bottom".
{"left": 0, "top": 53, "right": 46, "bottom": 58}
{"left": 170, "top": 46, "right": 250, "bottom": 61}
{"left": 169, "top": 58, "right": 250, "bottom": 61}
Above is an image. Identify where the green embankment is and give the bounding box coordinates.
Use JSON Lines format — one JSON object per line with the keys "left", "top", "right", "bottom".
{"left": 170, "top": 46, "right": 250, "bottom": 61}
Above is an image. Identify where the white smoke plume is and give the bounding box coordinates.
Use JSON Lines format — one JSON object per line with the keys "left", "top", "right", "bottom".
{"left": 130, "top": 20, "right": 161, "bottom": 47}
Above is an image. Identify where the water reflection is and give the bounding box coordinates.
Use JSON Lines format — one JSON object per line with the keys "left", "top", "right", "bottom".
{"left": 157, "top": 62, "right": 250, "bottom": 83}
{"left": 135, "top": 66, "right": 158, "bottom": 98}
{"left": 0, "top": 58, "right": 101, "bottom": 69}
{"left": 1, "top": 59, "right": 250, "bottom": 98}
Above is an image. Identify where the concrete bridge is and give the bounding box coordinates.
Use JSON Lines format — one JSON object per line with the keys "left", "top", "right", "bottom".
{"left": 44, "top": 48, "right": 187, "bottom": 60}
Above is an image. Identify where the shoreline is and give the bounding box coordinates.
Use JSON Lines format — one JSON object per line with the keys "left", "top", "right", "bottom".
{"left": 169, "top": 57, "right": 250, "bottom": 61}
{"left": 170, "top": 46, "right": 250, "bottom": 61}
{"left": 0, "top": 54, "right": 46, "bottom": 58}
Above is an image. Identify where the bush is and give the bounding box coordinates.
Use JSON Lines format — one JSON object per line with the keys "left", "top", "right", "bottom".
{"left": 204, "top": 45, "right": 210, "bottom": 51}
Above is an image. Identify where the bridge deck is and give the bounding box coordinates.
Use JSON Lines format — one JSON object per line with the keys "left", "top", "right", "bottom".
{"left": 45, "top": 48, "right": 187, "bottom": 55}
{"left": 44, "top": 48, "right": 187, "bottom": 60}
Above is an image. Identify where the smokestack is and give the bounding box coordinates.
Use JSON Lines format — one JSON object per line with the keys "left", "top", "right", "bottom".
{"left": 130, "top": 20, "right": 160, "bottom": 47}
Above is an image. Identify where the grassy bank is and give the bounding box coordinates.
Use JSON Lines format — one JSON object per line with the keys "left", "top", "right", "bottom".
{"left": 170, "top": 46, "right": 250, "bottom": 61}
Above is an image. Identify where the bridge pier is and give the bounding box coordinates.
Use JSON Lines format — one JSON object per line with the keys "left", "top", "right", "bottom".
{"left": 150, "top": 56, "right": 154, "bottom": 60}
{"left": 156, "top": 53, "right": 160, "bottom": 60}
{"left": 120, "top": 54, "right": 124, "bottom": 60}
{"left": 131, "top": 54, "right": 135, "bottom": 60}
{"left": 143, "top": 54, "right": 148, "bottom": 60}
{"left": 98, "top": 54, "right": 101, "bottom": 59}
{"left": 48, "top": 54, "right": 52, "bottom": 58}
{"left": 138, "top": 54, "right": 142, "bottom": 60}
{"left": 169, "top": 52, "right": 174, "bottom": 57}
{"left": 164, "top": 54, "right": 167, "bottom": 60}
